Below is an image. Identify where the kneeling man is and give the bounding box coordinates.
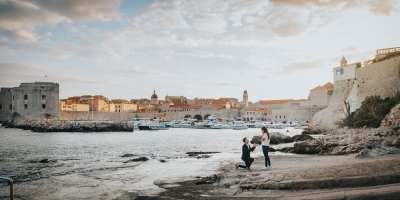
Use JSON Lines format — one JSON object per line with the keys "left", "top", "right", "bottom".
{"left": 236, "top": 137, "right": 257, "bottom": 171}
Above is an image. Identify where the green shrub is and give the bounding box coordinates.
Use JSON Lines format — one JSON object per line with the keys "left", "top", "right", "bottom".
{"left": 337, "top": 92, "right": 400, "bottom": 128}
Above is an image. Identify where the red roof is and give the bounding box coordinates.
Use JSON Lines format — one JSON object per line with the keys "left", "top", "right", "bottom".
{"left": 210, "top": 104, "right": 224, "bottom": 110}
{"left": 213, "top": 99, "right": 227, "bottom": 104}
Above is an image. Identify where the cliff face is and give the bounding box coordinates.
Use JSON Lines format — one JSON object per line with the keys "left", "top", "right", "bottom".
{"left": 312, "top": 56, "right": 400, "bottom": 128}
{"left": 381, "top": 104, "right": 400, "bottom": 127}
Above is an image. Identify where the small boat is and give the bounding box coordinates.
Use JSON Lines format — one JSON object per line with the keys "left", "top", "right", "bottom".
{"left": 232, "top": 121, "right": 248, "bottom": 130}
{"left": 138, "top": 120, "right": 168, "bottom": 130}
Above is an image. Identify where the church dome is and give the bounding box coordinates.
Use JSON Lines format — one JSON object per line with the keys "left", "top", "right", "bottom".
{"left": 151, "top": 90, "right": 158, "bottom": 98}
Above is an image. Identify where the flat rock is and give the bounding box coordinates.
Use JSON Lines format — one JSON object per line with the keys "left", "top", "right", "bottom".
{"left": 123, "top": 157, "right": 149, "bottom": 163}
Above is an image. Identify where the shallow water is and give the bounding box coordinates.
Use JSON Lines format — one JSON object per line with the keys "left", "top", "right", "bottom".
{"left": 0, "top": 126, "right": 303, "bottom": 196}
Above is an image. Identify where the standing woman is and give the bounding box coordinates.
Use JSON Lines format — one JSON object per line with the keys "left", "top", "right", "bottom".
{"left": 261, "top": 127, "right": 271, "bottom": 170}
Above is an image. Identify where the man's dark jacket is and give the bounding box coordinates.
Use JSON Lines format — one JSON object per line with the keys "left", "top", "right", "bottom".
{"left": 241, "top": 144, "right": 255, "bottom": 160}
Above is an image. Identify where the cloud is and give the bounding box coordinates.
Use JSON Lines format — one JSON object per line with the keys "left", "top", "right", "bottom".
{"left": 369, "top": 0, "right": 399, "bottom": 16}
{"left": 153, "top": 49, "right": 215, "bottom": 58}
{"left": 342, "top": 46, "right": 358, "bottom": 52}
{"left": 0, "top": 61, "right": 102, "bottom": 85}
{"left": 269, "top": 0, "right": 400, "bottom": 15}
{"left": 0, "top": 0, "right": 122, "bottom": 42}
{"left": 191, "top": 14, "right": 227, "bottom": 35}
{"left": 217, "top": 83, "right": 238, "bottom": 87}
{"left": 280, "top": 59, "right": 326, "bottom": 74}
{"left": 218, "top": 54, "right": 233, "bottom": 59}
{"left": 0, "top": 0, "right": 70, "bottom": 42}
{"left": 105, "top": 66, "right": 162, "bottom": 76}
{"left": 269, "top": 0, "right": 358, "bottom": 8}
{"left": 31, "top": 0, "right": 123, "bottom": 22}
{"left": 266, "top": 10, "right": 307, "bottom": 37}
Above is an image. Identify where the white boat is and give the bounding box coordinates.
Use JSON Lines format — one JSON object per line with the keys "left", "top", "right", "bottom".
{"left": 284, "top": 121, "right": 294, "bottom": 127}
{"left": 273, "top": 122, "right": 287, "bottom": 129}
{"left": 243, "top": 121, "right": 255, "bottom": 128}
{"left": 211, "top": 122, "right": 232, "bottom": 129}
{"left": 192, "top": 122, "right": 206, "bottom": 129}
{"left": 263, "top": 121, "right": 275, "bottom": 128}
{"left": 179, "top": 121, "right": 191, "bottom": 128}
{"left": 138, "top": 119, "right": 168, "bottom": 130}
{"left": 232, "top": 121, "right": 248, "bottom": 130}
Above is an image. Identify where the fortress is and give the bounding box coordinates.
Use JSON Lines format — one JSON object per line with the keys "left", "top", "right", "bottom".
{"left": 0, "top": 82, "right": 59, "bottom": 121}
{"left": 312, "top": 51, "right": 400, "bottom": 128}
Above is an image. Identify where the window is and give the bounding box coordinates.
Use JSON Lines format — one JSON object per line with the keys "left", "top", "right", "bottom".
{"left": 10, "top": 104, "right": 12, "bottom": 110}
{"left": 340, "top": 68, "right": 344, "bottom": 75}
{"left": 13, "top": 96, "right": 14, "bottom": 100}
{"left": 0, "top": 104, "right": 2, "bottom": 110}
{"left": 24, "top": 104, "right": 28, "bottom": 109}
{"left": 24, "top": 95, "right": 28, "bottom": 100}
{"left": 42, "top": 104, "right": 46, "bottom": 109}
{"left": 42, "top": 95, "right": 46, "bottom": 100}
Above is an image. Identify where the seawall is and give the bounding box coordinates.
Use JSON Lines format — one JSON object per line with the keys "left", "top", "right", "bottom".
{"left": 312, "top": 56, "right": 400, "bottom": 128}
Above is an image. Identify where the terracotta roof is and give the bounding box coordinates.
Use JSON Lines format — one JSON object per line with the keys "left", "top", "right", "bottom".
{"left": 260, "top": 99, "right": 293, "bottom": 104}
{"left": 210, "top": 104, "right": 224, "bottom": 110}
{"left": 163, "top": 100, "right": 173, "bottom": 104}
{"left": 322, "top": 82, "right": 334, "bottom": 89}
{"left": 213, "top": 99, "right": 227, "bottom": 104}
{"left": 219, "top": 98, "right": 238, "bottom": 101}
{"left": 67, "top": 97, "right": 80, "bottom": 101}
{"left": 310, "top": 86, "right": 327, "bottom": 91}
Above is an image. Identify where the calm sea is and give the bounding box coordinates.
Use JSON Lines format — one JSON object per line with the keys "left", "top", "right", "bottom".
{"left": 0, "top": 126, "right": 302, "bottom": 196}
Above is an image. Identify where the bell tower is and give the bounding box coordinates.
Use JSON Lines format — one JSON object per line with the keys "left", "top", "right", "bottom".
{"left": 243, "top": 90, "right": 248, "bottom": 106}
{"left": 340, "top": 55, "right": 347, "bottom": 66}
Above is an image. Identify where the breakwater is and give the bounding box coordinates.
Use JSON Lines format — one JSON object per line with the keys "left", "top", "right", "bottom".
{"left": 6, "top": 120, "right": 133, "bottom": 132}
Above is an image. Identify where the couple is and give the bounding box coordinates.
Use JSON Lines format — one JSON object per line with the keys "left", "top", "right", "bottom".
{"left": 235, "top": 127, "right": 271, "bottom": 171}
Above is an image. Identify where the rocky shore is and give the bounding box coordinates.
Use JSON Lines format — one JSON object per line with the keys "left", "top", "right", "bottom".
{"left": 276, "top": 126, "right": 400, "bottom": 157}
{"left": 142, "top": 153, "right": 400, "bottom": 200}
{"left": 6, "top": 120, "right": 133, "bottom": 132}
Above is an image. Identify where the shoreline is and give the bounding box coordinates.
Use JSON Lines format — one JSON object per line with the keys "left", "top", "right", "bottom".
{"left": 139, "top": 153, "right": 400, "bottom": 199}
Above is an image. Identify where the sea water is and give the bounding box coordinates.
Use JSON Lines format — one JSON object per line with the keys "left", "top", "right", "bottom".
{"left": 0, "top": 126, "right": 303, "bottom": 196}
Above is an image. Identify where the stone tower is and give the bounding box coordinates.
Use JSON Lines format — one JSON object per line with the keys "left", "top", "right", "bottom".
{"left": 150, "top": 89, "right": 158, "bottom": 105}
{"left": 243, "top": 90, "right": 248, "bottom": 106}
{"left": 11, "top": 82, "right": 60, "bottom": 121}
{"left": 340, "top": 55, "right": 347, "bottom": 66}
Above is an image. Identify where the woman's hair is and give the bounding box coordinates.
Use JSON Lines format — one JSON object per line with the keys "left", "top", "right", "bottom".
{"left": 261, "top": 126, "right": 270, "bottom": 139}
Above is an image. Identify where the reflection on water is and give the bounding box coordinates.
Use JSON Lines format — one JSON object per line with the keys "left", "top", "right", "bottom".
{"left": 0, "top": 126, "right": 303, "bottom": 195}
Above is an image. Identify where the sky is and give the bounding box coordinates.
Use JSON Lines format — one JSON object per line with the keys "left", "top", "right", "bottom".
{"left": 1, "top": 0, "right": 400, "bottom": 102}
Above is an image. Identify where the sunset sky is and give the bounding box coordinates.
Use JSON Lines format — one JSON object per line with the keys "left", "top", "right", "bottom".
{"left": 1, "top": 0, "right": 399, "bottom": 102}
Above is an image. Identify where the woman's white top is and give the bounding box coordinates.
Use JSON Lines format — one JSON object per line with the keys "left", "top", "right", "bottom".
{"left": 262, "top": 133, "right": 270, "bottom": 146}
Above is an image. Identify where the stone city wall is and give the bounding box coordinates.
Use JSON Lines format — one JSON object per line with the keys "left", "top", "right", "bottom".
{"left": 150, "top": 110, "right": 241, "bottom": 121}
{"left": 60, "top": 111, "right": 137, "bottom": 121}
{"left": 312, "top": 56, "right": 400, "bottom": 128}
